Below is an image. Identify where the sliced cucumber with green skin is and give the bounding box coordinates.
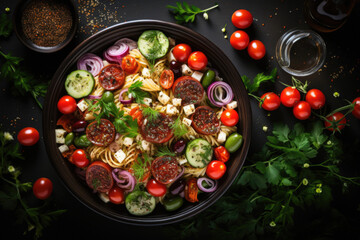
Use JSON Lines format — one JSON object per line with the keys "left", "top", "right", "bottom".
{"left": 138, "top": 30, "right": 169, "bottom": 60}
{"left": 65, "top": 70, "right": 95, "bottom": 99}
{"left": 125, "top": 191, "right": 156, "bottom": 216}
{"left": 185, "top": 138, "right": 213, "bottom": 168}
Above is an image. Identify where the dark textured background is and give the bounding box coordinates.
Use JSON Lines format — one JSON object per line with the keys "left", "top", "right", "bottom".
{"left": 1, "top": 0, "right": 359, "bottom": 239}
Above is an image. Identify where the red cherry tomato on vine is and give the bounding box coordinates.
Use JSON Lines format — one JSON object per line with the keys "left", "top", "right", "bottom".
{"left": 17, "top": 127, "right": 40, "bottom": 146}
{"left": 187, "top": 51, "right": 208, "bottom": 71}
{"left": 57, "top": 95, "right": 77, "bottom": 114}
{"left": 280, "top": 87, "right": 301, "bottom": 107}
{"left": 108, "top": 186, "right": 124, "bottom": 204}
{"left": 71, "top": 149, "right": 90, "bottom": 168}
{"left": 172, "top": 43, "right": 192, "bottom": 63}
{"left": 146, "top": 179, "right": 167, "bottom": 197}
{"left": 293, "top": 101, "right": 311, "bottom": 120}
{"left": 231, "top": 9, "right": 253, "bottom": 29}
{"left": 352, "top": 97, "right": 360, "bottom": 119}
{"left": 248, "top": 40, "right": 266, "bottom": 60}
{"left": 260, "top": 92, "right": 280, "bottom": 111}
{"left": 33, "top": 177, "right": 53, "bottom": 200}
{"left": 324, "top": 112, "right": 346, "bottom": 132}
{"left": 220, "top": 109, "right": 239, "bottom": 127}
{"left": 206, "top": 160, "right": 227, "bottom": 180}
{"left": 305, "top": 89, "right": 326, "bottom": 109}
{"left": 230, "top": 30, "right": 249, "bottom": 50}
{"left": 214, "top": 146, "right": 230, "bottom": 163}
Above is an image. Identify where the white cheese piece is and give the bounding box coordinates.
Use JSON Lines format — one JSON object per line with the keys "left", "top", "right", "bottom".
{"left": 182, "top": 117, "right": 192, "bottom": 127}
{"left": 55, "top": 129, "right": 67, "bottom": 144}
{"left": 191, "top": 71, "right": 204, "bottom": 82}
{"left": 114, "top": 149, "right": 126, "bottom": 163}
{"left": 168, "top": 50, "right": 176, "bottom": 62}
{"left": 142, "top": 68, "right": 151, "bottom": 78}
{"left": 217, "top": 131, "right": 227, "bottom": 144}
{"left": 103, "top": 60, "right": 110, "bottom": 66}
{"left": 181, "top": 64, "right": 193, "bottom": 76}
{"left": 172, "top": 98, "right": 182, "bottom": 107}
{"left": 183, "top": 104, "right": 195, "bottom": 116}
{"left": 77, "top": 99, "right": 89, "bottom": 112}
{"left": 123, "top": 137, "right": 134, "bottom": 147}
{"left": 177, "top": 157, "right": 188, "bottom": 165}
{"left": 58, "top": 144, "right": 69, "bottom": 153}
{"left": 158, "top": 91, "right": 170, "bottom": 105}
{"left": 143, "top": 97, "right": 152, "bottom": 106}
{"left": 166, "top": 104, "right": 179, "bottom": 116}
{"left": 84, "top": 112, "right": 95, "bottom": 121}
{"left": 226, "top": 101, "right": 238, "bottom": 109}
{"left": 98, "top": 192, "right": 110, "bottom": 203}
{"left": 141, "top": 140, "right": 150, "bottom": 151}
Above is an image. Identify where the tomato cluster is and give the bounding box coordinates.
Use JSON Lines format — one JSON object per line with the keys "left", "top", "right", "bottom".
{"left": 230, "top": 9, "right": 266, "bottom": 60}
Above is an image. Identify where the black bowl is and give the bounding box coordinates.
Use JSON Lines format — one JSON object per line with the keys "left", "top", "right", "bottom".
{"left": 13, "top": 0, "right": 78, "bottom": 53}
{"left": 43, "top": 20, "right": 252, "bottom": 225}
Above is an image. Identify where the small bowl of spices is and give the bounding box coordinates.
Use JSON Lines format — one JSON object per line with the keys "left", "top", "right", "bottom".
{"left": 13, "top": 0, "right": 78, "bottom": 53}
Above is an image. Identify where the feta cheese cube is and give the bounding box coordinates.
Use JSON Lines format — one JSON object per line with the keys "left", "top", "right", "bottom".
{"left": 191, "top": 71, "right": 204, "bottom": 82}
{"left": 143, "top": 97, "right": 152, "bottom": 106}
{"left": 55, "top": 129, "right": 67, "bottom": 144}
{"left": 158, "top": 91, "right": 170, "bottom": 105}
{"left": 166, "top": 104, "right": 179, "bottom": 116}
{"left": 217, "top": 131, "right": 227, "bottom": 144}
{"left": 142, "top": 68, "right": 151, "bottom": 78}
{"left": 141, "top": 140, "right": 150, "bottom": 151}
{"left": 114, "top": 149, "right": 126, "bottom": 163}
{"left": 181, "top": 64, "right": 193, "bottom": 76}
{"left": 183, "top": 104, "right": 195, "bottom": 116}
{"left": 123, "top": 137, "right": 134, "bottom": 147}
{"left": 168, "top": 51, "right": 176, "bottom": 62}
{"left": 98, "top": 192, "right": 110, "bottom": 203}
{"left": 58, "top": 144, "right": 69, "bottom": 153}
{"left": 77, "top": 99, "right": 89, "bottom": 112}
{"left": 182, "top": 117, "right": 192, "bottom": 127}
{"left": 172, "top": 98, "right": 182, "bottom": 107}
{"left": 226, "top": 101, "right": 237, "bottom": 109}
{"left": 177, "top": 157, "right": 188, "bottom": 165}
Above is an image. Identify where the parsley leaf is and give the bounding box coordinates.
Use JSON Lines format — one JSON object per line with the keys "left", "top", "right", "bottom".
{"left": 142, "top": 107, "right": 159, "bottom": 122}
{"left": 241, "top": 68, "right": 277, "bottom": 94}
{"left": 155, "top": 145, "right": 176, "bottom": 157}
{"left": 170, "top": 116, "right": 188, "bottom": 138}
{"left": 128, "top": 81, "right": 149, "bottom": 104}
{"left": 167, "top": 2, "right": 219, "bottom": 24}
{"left": 132, "top": 154, "right": 152, "bottom": 181}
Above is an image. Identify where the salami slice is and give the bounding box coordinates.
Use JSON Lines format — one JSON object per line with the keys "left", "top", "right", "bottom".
{"left": 151, "top": 156, "right": 181, "bottom": 185}
{"left": 140, "top": 113, "right": 174, "bottom": 144}
{"left": 86, "top": 161, "right": 113, "bottom": 193}
{"left": 172, "top": 76, "right": 204, "bottom": 105}
{"left": 98, "top": 64, "right": 125, "bottom": 90}
{"left": 191, "top": 106, "right": 220, "bottom": 135}
{"left": 86, "top": 119, "right": 116, "bottom": 146}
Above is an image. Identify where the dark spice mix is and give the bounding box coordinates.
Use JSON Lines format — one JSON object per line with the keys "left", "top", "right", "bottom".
{"left": 21, "top": 0, "right": 73, "bottom": 47}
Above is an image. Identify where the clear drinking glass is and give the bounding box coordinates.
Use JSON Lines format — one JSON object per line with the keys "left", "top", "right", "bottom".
{"left": 275, "top": 29, "right": 326, "bottom": 77}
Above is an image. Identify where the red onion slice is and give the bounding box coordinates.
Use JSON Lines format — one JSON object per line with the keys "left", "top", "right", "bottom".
{"left": 114, "top": 38, "right": 138, "bottom": 51}
{"left": 173, "top": 166, "right": 185, "bottom": 183}
{"left": 207, "top": 81, "right": 234, "bottom": 107}
{"left": 77, "top": 53, "right": 104, "bottom": 76}
{"left": 112, "top": 169, "right": 136, "bottom": 192}
{"left": 197, "top": 177, "right": 217, "bottom": 193}
{"left": 104, "top": 43, "right": 129, "bottom": 64}
{"left": 87, "top": 95, "right": 102, "bottom": 99}
{"left": 119, "top": 88, "right": 133, "bottom": 104}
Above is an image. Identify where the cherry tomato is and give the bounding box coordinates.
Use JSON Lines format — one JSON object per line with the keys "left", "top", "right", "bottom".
{"left": 187, "top": 51, "right": 208, "bottom": 71}
{"left": 280, "top": 87, "right": 301, "bottom": 107}
{"left": 324, "top": 112, "right": 346, "bottom": 132}
{"left": 305, "top": 89, "right": 326, "bottom": 109}
{"left": 352, "top": 97, "right": 360, "bottom": 119}
{"left": 214, "top": 146, "right": 230, "bottom": 163}
{"left": 121, "top": 56, "right": 140, "bottom": 74}
{"left": 184, "top": 178, "right": 198, "bottom": 203}
{"left": 172, "top": 43, "right": 192, "bottom": 63}
{"left": 71, "top": 149, "right": 90, "bottom": 168}
{"left": 260, "top": 92, "right": 280, "bottom": 111}
{"left": 248, "top": 40, "right": 266, "bottom": 60}
{"left": 146, "top": 179, "right": 167, "bottom": 197}
{"left": 206, "top": 160, "right": 227, "bottom": 180}
{"left": 230, "top": 30, "right": 250, "bottom": 50}
{"left": 33, "top": 177, "right": 53, "bottom": 200}
{"left": 129, "top": 106, "right": 143, "bottom": 125}
{"left": 17, "top": 127, "right": 40, "bottom": 146}
{"left": 231, "top": 9, "right": 253, "bottom": 29}
{"left": 293, "top": 101, "right": 311, "bottom": 120}
{"left": 108, "top": 186, "right": 124, "bottom": 204}
{"left": 57, "top": 95, "right": 77, "bottom": 114}
{"left": 159, "top": 69, "right": 174, "bottom": 89}
{"left": 220, "top": 109, "right": 239, "bottom": 127}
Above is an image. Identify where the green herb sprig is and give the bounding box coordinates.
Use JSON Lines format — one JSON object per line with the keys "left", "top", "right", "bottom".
{"left": 0, "top": 12, "right": 13, "bottom": 37}
{"left": 170, "top": 116, "right": 188, "bottom": 138}
{"left": 128, "top": 81, "right": 149, "bottom": 104}
{"left": 241, "top": 68, "right": 277, "bottom": 94}
{"left": 155, "top": 145, "right": 176, "bottom": 157}
{"left": 142, "top": 107, "right": 159, "bottom": 122}
{"left": 167, "top": 2, "right": 219, "bottom": 24}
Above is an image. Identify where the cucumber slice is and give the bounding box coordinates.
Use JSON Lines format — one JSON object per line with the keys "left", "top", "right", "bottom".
{"left": 138, "top": 30, "right": 169, "bottom": 60}
{"left": 125, "top": 190, "right": 156, "bottom": 216}
{"left": 185, "top": 138, "right": 213, "bottom": 168}
{"left": 65, "top": 70, "right": 95, "bottom": 99}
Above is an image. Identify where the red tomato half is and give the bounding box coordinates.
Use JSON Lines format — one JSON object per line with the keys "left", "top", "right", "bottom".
{"left": 33, "top": 177, "right": 53, "bottom": 200}
{"left": 231, "top": 9, "right": 253, "bottom": 29}
{"left": 230, "top": 30, "right": 249, "bottom": 50}
{"left": 187, "top": 51, "right": 208, "bottom": 71}
{"left": 260, "top": 92, "right": 280, "bottom": 111}
{"left": 160, "top": 69, "right": 174, "bottom": 89}
{"left": 146, "top": 179, "right": 167, "bottom": 197}
{"left": 220, "top": 109, "right": 239, "bottom": 127}
{"left": 305, "top": 89, "right": 326, "bottom": 109}
{"left": 352, "top": 97, "right": 360, "bottom": 119}
{"left": 214, "top": 146, "right": 230, "bottom": 163}
{"left": 98, "top": 64, "right": 125, "bottom": 90}
{"left": 108, "top": 186, "right": 124, "bottom": 204}
{"left": 206, "top": 160, "right": 227, "bottom": 180}
{"left": 121, "top": 56, "right": 140, "bottom": 74}
{"left": 293, "top": 101, "right": 311, "bottom": 120}
{"left": 17, "top": 127, "right": 40, "bottom": 146}
{"left": 248, "top": 40, "right": 266, "bottom": 60}
{"left": 324, "top": 112, "right": 346, "bottom": 132}
{"left": 57, "top": 95, "right": 77, "bottom": 114}
{"left": 71, "top": 149, "right": 90, "bottom": 168}
{"left": 172, "top": 43, "right": 192, "bottom": 63}
{"left": 280, "top": 87, "right": 301, "bottom": 107}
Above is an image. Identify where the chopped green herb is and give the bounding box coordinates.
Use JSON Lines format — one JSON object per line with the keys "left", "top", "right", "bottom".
{"left": 170, "top": 116, "right": 188, "bottom": 138}
{"left": 155, "top": 145, "right": 176, "bottom": 157}
{"left": 142, "top": 107, "right": 159, "bottom": 122}
{"left": 128, "top": 81, "right": 149, "bottom": 104}
{"left": 167, "top": 2, "right": 219, "bottom": 24}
